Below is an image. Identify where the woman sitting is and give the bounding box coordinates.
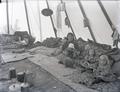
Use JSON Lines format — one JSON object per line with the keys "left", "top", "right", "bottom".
{"left": 53, "top": 33, "right": 80, "bottom": 68}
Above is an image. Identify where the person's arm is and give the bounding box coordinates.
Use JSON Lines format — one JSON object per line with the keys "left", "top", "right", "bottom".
{"left": 52, "top": 39, "right": 68, "bottom": 56}
{"left": 74, "top": 41, "right": 80, "bottom": 50}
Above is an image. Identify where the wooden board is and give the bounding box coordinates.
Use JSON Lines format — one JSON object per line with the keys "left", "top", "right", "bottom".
{"left": 1, "top": 52, "right": 33, "bottom": 63}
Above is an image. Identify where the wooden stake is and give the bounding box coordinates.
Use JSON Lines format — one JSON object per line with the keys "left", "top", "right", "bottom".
{"left": 24, "top": 0, "right": 31, "bottom": 35}
{"left": 6, "top": 0, "right": 10, "bottom": 34}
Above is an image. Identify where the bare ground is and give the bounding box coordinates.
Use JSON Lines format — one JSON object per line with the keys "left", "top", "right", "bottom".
{"left": 0, "top": 59, "right": 76, "bottom": 92}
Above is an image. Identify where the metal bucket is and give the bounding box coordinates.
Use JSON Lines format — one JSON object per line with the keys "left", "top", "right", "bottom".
{"left": 17, "top": 72, "right": 25, "bottom": 83}
{"left": 9, "top": 67, "right": 16, "bottom": 79}
{"left": 21, "top": 83, "right": 29, "bottom": 92}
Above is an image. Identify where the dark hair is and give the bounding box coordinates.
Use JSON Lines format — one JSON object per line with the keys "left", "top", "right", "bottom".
{"left": 67, "top": 33, "right": 74, "bottom": 37}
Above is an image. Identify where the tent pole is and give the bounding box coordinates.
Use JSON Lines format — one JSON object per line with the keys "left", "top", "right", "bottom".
{"left": 6, "top": 0, "right": 10, "bottom": 34}
{"left": 97, "top": 0, "right": 114, "bottom": 32}
{"left": 24, "top": 0, "right": 31, "bottom": 35}
{"left": 37, "top": 0, "right": 42, "bottom": 41}
{"left": 60, "top": 0, "right": 76, "bottom": 39}
{"left": 45, "top": 0, "right": 57, "bottom": 38}
{"left": 77, "top": 0, "right": 97, "bottom": 43}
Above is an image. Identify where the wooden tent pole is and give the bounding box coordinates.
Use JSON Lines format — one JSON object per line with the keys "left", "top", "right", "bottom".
{"left": 24, "top": 0, "right": 31, "bottom": 35}
{"left": 45, "top": 0, "right": 57, "bottom": 38}
{"left": 6, "top": 0, "right": 10, "bottom": 34}
{"left": 60, "top": 0, "right": 76, "bottom": 39}
{"left": 37, "top": 0, "right": 42, "bottom": 41}
{"left": 77, "top": 0, "right": 97, "bottom": 43}
{"left": 97, "top": 0, "right": 114, "bottom": 31}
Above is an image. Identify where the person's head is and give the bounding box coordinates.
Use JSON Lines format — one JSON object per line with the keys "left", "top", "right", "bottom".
{"left": 89, "top": 49, "right": 95, "bottom": 57}
{"left": 99, "top": 55, "right": 109, "bottom": 66}
{"left": 67, "top": 33, "right": 74, "bottom": 42}
{"left": 85, "top": 44, "right": 90, "bottom": 50}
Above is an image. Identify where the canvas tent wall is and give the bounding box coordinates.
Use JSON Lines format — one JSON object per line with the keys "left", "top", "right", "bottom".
{"left": 0, "top": 0, "right": 120, "bottom": 46}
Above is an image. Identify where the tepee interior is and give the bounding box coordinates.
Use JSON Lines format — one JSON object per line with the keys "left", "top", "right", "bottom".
{"left": 0, "top": 0, "right": 120, "bottom": 92}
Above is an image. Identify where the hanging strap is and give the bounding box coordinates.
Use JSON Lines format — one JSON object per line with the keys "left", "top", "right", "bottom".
{"left": 60, "top": 0, "right": 77, "bottom": 39}
{"left": 45, "top": 0, "right": 57, "bottom": 38}
{"left": 77, "top": 0, "right": 97, "bottom": 43}
{"left": 97, "top": 0, "right": 114, "bottom": 32}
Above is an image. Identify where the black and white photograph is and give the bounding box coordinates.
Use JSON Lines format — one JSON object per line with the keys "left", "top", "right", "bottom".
{"left": 0, "top": 0, "right": 120, "bottom": 92}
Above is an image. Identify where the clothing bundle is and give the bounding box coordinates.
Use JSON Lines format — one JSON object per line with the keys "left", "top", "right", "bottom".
{"left": 56, "top": 3, "right": 65, "bottom": 29}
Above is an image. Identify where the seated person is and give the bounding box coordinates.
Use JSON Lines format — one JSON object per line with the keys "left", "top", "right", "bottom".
{"left": 23, "top": 35, "right": 35, "bottom": 47}
{"left": 80, "top": 49, "right": 99, "bottom": 71}
{"left": 94, "top": 55, "right": 116, "bottom": 82}
{"left": 13, "top": 35, "right": 35, "bottom": 48}
{"left": 53, "top": 33, "right": 79, "bottom": 68}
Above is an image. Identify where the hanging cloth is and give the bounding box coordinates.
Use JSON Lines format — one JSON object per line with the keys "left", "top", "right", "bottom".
{"left": 112, "top": 30, "right": 119, "bottom": 40}
{"left": 111, "top": 25, "right": 119, "bottom": 40}
{"left": 83, "top": 18, "right": 89, "bottom": 27}
{"left": 65, "top": 16, "right": 70, "bottom": 28}
{"left": 56, "top": 3, "right": 65, "bottom": 29}
{"left": 111, "top": 26, "right": 120, "bottom": 47}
